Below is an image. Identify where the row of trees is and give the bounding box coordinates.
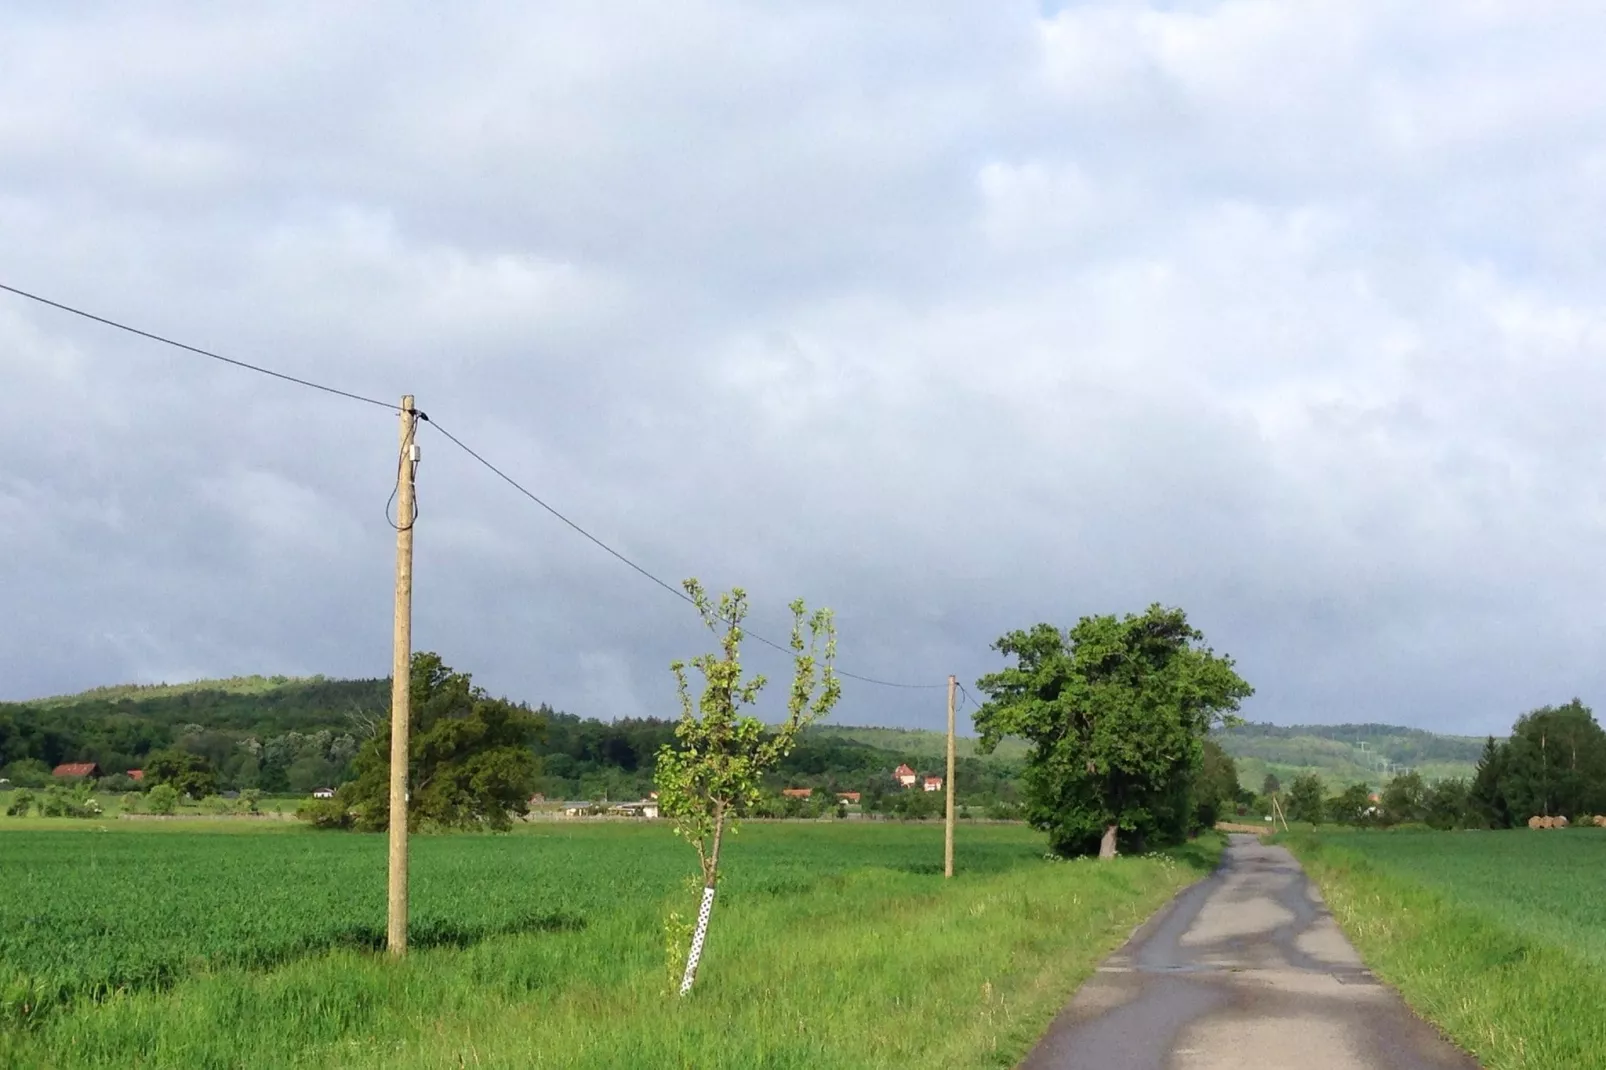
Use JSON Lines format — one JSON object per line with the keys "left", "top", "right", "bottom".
{"left": 1269, "top": 700, "right": 1606, "bottom": 830}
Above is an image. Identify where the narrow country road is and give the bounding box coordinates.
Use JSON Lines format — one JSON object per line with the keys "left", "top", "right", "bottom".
{"left": 1019, "top": 834, "right": 1478, "bottom": 1070}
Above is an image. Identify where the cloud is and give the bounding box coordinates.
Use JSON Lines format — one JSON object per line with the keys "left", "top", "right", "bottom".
{"left": 4, "top": 2, "right": 1606, "bottom": 736}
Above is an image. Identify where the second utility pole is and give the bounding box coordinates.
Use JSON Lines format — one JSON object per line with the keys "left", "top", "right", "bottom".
{"left": 944, "top": 674, "right": 957, "bottom": 878}
{"left": 388, "top": 395, "right": 420, "bottom": 956}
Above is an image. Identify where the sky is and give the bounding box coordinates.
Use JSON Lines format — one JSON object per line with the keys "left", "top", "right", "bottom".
{"left": 4, "top": 2, "right": 1606, "bottom": 737}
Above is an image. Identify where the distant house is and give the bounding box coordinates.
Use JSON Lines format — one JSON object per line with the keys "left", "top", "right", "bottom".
{"left": 781, "top": 788, "right": 813, "bottom": 799}
{"left": 836, "top": 792, "right": 861, "bottom": 804}
{"left": 893, "top": 764, "right": 918, "bottom": 788}
{"left": 608, "top": 800, "right": 660, "bottom": 819}
{"left": 126, "top": 770, "right": 145, "bottom": 782}
{"left": 311, "top": 788, "right": 336, "bottom": 799}
{"left": 923, "top": 776, "right": 944, "bottom": 793}
{"left": 528, "top": 793, "right": 547, "bottom": 805}
{"left": 52, "top": 762, "right": 100, "bottom": 780}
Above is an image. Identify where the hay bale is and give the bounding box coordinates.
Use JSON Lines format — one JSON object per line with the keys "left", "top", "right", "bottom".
{"left": 1556, "top": 815, "right": 1570, "bottom": 829}
{"left": 1596, "top": 815, "right": 1606, "bottom": 828}
{"left": 1529, "top": 815, "right": 1543, "bottom": 829}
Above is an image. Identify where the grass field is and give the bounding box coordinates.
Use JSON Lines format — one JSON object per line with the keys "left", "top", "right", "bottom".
{"left": 1285, "top": 828, "right": 1606, "bottom": 1069}
{"left": 0, "top": 821, "right": 1220, "bottom": 1069}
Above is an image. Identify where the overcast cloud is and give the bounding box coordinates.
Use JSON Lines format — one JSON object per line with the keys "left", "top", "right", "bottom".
{"left": 5, "top": 2, "right": 1606, "bottom": 736}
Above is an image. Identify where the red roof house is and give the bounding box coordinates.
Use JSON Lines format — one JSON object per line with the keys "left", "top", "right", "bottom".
{"left": 893, "top": 764, "right": 918, "bottom": 788}
{"left": 923, "top": 776, "right": 944, "bottom": 792}
{"left": 836, "top": 792, "right": 862, "bottom": 804}
{"left": 127, "top": 770, "right": 145, "bottom": 782}
{"left": 781, "top": 788, "right": 813, "bottom": 799}
{"left": 52, "top": 762, "right": 100, "bottom": 779}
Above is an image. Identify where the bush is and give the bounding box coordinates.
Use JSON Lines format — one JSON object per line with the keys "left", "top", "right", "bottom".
{"left": 0, "top": 760, "right": 53, "bottom": 789}
{"left": 295, "top": 797, "right": 353, "bottom": 829}
{"left": 146, "top": 784, "right": 180, "bottom": 816}
{"left": 237, "top": 789, "right": 262, "bottom": 814}
{"left": 5, "top": 789, "right": 35, "bottom": 817}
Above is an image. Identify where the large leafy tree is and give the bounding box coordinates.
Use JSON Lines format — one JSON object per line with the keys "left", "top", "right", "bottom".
{"left": 656, "top": 580, "right": 839, "bottom": 996}
{"left": 339, "top": 652, "right": 542, "bottom": 832}
{"left": 1500, "top": 700, "right": 1606, "bottom": 821}
{"left": 1326, "top": 782, "right": 1374, "bottom": 826}
{"left": 1380, "top": 770, "right": 1426, "bottom": 825}
{"left": 1285, "top": 773, "right": 1326, "bottom": 825}
{"left": 973, "top": 605, "right": 1253, "bottom": 859}
{"left": 144, "top": 748, "right": 220, "bottom": 798}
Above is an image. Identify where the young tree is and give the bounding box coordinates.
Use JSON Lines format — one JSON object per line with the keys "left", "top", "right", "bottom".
{"left": 339, "top": 652, "right": 542, "bottom": 832}
{"left": 973, "top": 606, "right": 1252, "bottom": 859}
{"left": 1261, "top": 773, "right": 1281, "bottom": 797}
{"left": 656, "top": 580, "right": 839, "bottom": 996}
{"left": 1468, "top": 735, "right": 1511, "bottom": 828}
{"left": 1285, "top": 773, "right": 1326, "bottom": 825}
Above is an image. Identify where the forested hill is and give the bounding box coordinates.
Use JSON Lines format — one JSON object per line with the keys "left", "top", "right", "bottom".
{"left": 0, "top": 675, "right": 1023, "bottom": 803}
{"left": 1215, "top": 721, "right": 1487, "bottom": 789}
{"left": 2, "top": 676, "right": 1488, "bottom": 797}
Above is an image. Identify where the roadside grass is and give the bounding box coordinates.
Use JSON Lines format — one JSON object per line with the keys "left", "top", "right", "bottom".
{"left": 1285, "top": 830, "right": 1606, "bottom": 1069}
{"left": 0, "top": 825, "right": 1220, "bottom": 1069}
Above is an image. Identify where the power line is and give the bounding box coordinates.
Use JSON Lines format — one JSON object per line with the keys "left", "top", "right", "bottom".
{"left": 2, "top": 280, "right": 952, "bottom": 691}
{"left": 0, "top": 281, "right": 397, "bottom": 411}
{"left": 425, "top": 418, "right": 947, "bottom": 691}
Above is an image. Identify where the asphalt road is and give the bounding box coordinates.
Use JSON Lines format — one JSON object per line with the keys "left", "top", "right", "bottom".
{"left": 1019, "top": 834, "right": 1479, "bottom": 1070}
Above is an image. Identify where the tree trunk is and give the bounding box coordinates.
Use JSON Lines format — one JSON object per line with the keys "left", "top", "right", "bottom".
{"left": 1099, "top": 823, "right": 1118, "bottom": 859}
{"left": 678, "top": 883, "right": 716, "bottom": 996}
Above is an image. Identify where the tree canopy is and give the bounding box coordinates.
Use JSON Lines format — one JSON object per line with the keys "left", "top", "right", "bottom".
{"left": 337, "top": 653, "right": 542, "bottom": 831}
{"left": 973, "top": 605, "right": 1252, "bottom": 858}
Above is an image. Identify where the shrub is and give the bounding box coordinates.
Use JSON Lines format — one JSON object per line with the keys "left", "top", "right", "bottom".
{"left": 295, "top": 797, "right": 352, "bottom": 829}
{"left": 146, "top": 784, "right": 180, "bottom": 816}
{"left": 5, "top": 789, "right": 34, "bottom": 817}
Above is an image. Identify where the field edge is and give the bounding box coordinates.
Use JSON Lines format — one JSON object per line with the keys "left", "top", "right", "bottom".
{"left": 1284, "top": 832, "right": 1606, "bottom": 1070}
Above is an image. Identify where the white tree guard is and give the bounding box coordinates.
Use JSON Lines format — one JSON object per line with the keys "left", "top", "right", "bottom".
{"left": 679, "top": 884, "right": 717, "bottom": 996}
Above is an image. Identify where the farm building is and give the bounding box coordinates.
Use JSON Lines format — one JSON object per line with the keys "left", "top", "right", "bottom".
{"left": 923, "top": 776, "right": 944, "bottom": 792}
{"left": 837, "top": 792, "right": 861, "bottom": 804}
{"left": 311, "top": 788, "right": 336, "bottom": 799}
{"left": 781, "top": 788, "right": 813, "bottom": 799}
{"left": 127, "top": 770, "right": 144, "bottom": 782}
{"left": 52, "top": 762, "right": 100, "bottom": 779}
{"left": 893, "top": 764, "right": 918, "bottom": 788}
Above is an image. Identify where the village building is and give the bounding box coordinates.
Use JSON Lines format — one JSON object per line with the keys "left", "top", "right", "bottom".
{"left": 836, "top": 792, "right": 861, "bottom": 804}
{"left": 52, "top": 762, "right": 100, "bottom": 780}
{"left": 781, "top": 787, "right": 813, "bottom": 799}
{"left": 923, "top": 776, "right": 944, "bottom": 792}
{"left": 893, "top": 763, "right": 918, "bottom": 788}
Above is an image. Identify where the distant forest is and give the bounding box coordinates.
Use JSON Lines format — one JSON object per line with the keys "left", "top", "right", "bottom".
{"left": 3, "top": 676, "right": 1511, "bottom": 812}
{"left": 0, "top": 676, "right": 1024, "bottom": 809}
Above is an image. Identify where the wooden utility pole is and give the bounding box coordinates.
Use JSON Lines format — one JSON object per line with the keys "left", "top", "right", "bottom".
{"left": 944, "top": 674, "right": 957, "bottom": 878}
{"left": 387, "top": 395, "right": 419, "bottom": 956}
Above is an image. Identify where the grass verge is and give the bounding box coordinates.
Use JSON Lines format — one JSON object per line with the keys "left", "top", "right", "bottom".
{"left": 1, "top": 832, "right": 1220, "bottom": 1069}
{"left": 1285, "top": 833, "right": 1606, "bottom": 1069}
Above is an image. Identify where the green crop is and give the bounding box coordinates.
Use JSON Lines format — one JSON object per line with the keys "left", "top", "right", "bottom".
{"left": 0, "top": 822, "right": 1046, "bottom": 1026}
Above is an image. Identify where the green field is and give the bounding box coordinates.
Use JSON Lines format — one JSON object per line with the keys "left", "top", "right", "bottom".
{"left": 1287, "top": 829, "right": 1606, "bottom": 1069}
{"left": 0, "top": 821, "right": 1219, "bottom": 1068}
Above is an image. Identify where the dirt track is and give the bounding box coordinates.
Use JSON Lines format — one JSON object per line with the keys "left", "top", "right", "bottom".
{"left": 1019, "top": 834, "right": 1478, "bottom": 1070}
